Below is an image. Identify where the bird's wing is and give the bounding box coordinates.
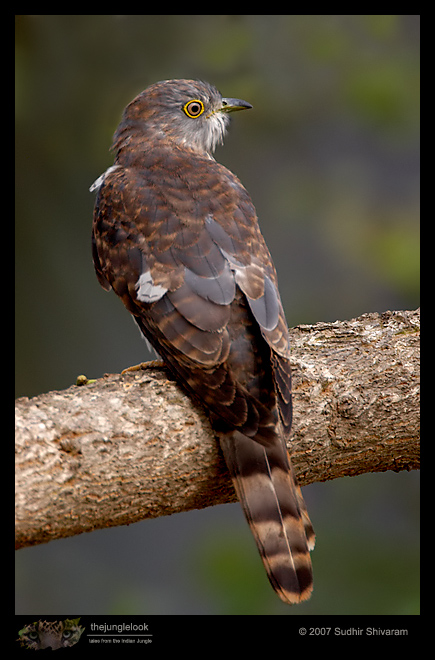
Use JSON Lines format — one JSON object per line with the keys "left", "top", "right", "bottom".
{"left": 93, "top": 162, "right": 291, "bottom": 433}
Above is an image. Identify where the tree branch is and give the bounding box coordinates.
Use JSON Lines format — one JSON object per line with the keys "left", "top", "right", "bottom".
{"left": 15, "top": 309, "right": 420, "bottom": 550}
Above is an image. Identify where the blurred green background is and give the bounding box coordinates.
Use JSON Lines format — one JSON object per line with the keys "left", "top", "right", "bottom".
{"left": 15, "top": 15, "right": 419, "bottom": 615}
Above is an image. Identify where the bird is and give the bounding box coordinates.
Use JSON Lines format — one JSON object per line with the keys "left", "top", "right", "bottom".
{"left": 91, "top": 79, "right": 315, "bottom": 605}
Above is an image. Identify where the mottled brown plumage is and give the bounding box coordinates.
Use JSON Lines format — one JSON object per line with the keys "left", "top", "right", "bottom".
{"left": 91, "top": 79, "right": 315, "bottom": 604}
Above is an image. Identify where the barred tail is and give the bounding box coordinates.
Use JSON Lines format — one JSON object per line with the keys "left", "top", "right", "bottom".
{"left": 219, "top": 430, "right": 315, "bottom": 604}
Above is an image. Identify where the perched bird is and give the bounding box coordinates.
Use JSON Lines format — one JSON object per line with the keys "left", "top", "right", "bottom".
{"left": 91, "top": 79, "right": 315, "bottom": 604}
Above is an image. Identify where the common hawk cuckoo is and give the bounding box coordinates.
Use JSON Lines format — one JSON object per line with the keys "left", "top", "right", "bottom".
{"left": 91, "top": 79, "right": 315, "bottom": 604}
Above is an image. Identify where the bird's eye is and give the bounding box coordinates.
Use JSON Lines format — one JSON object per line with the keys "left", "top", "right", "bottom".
{"left": 183, "top": 100, "right": 205, "bottom": 118}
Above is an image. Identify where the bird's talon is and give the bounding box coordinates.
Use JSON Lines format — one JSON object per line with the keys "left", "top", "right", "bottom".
{"left": 121, "top": 360, "right": 165, "bottom": 374}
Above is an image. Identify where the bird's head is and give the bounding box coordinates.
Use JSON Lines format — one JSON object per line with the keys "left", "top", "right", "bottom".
{"left": 113, "top": 79, "right": 252, "bottom": 158}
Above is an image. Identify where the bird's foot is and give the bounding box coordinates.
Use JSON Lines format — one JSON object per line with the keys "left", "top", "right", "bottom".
{"left": 121, "top": 360, "right": 165, "bottom": 374}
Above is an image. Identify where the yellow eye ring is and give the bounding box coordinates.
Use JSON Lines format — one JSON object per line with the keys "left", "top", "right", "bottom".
{"left": 183, "top": 99, "right": 205, "bottom": 118}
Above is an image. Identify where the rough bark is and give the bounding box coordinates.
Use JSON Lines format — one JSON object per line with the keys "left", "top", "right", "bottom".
{"left": 15, "top": 309, "right": 420, "bottom": 550}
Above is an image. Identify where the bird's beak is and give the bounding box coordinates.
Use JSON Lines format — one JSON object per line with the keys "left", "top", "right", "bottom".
{"left": 220, "top": 97, "right": 253, "bottom": 113}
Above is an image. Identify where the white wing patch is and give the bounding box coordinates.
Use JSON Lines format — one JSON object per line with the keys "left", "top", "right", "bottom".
{"left": 135, "top": 270, "right": 168, "bottom": 303}
{"left": 89, "top": 166, "right": 120, "bottom": 193}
